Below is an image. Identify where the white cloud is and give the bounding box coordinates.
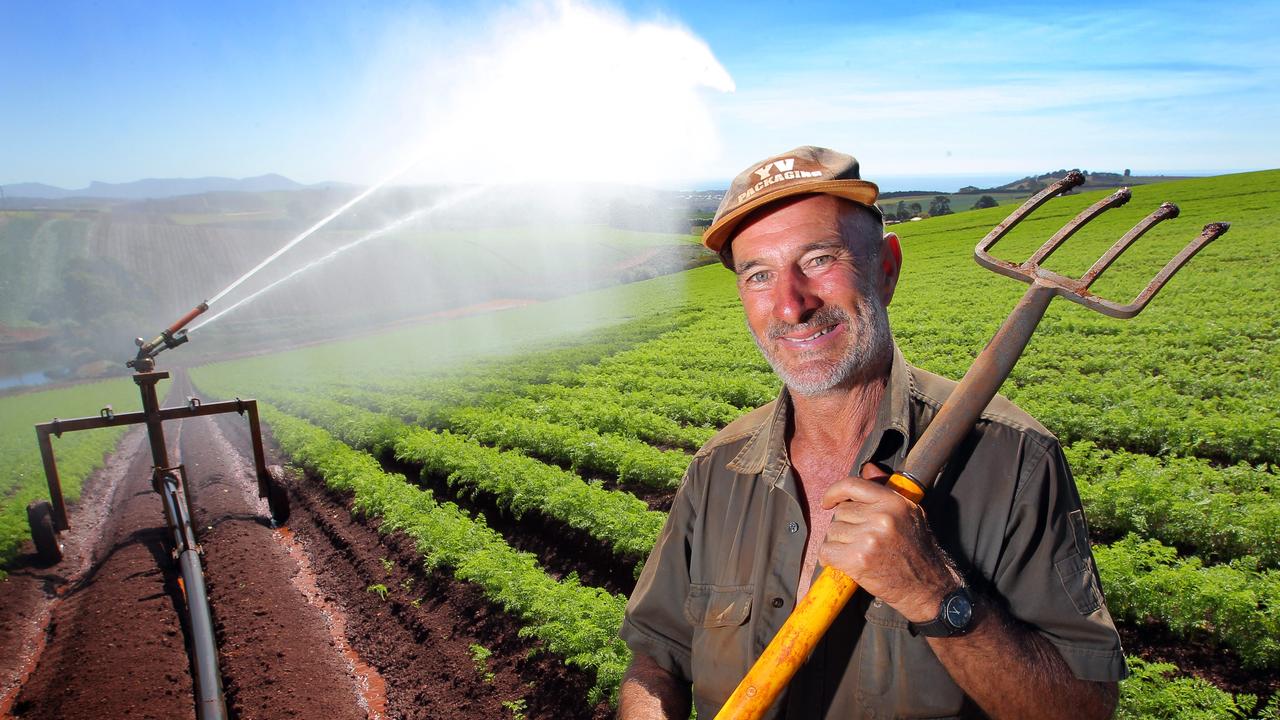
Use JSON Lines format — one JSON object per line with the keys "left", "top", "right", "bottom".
{"left": 703, "top": 6, "right": 1278, "bottom": 178}
{"left": 346, "top": 0, "right": 735, "bottom": 187}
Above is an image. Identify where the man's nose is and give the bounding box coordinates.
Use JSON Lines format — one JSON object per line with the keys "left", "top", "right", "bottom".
{"left": 773, "top": 266, "right": 822, "bottom": 325}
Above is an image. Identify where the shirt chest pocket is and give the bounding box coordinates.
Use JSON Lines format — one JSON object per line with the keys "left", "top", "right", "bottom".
{"left": 685, "top": 584, "right": 753, "bottom": 627}
{"left": 685, "top": 584, "right": 754, "bottom": 715}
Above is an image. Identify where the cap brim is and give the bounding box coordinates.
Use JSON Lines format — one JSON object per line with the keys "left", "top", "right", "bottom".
{"left": 702, "top": 179, "right": 881, "bottom": 254}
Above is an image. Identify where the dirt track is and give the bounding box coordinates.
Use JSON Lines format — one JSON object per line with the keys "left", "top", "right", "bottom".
{"left": 0, "top": 373, "right": 610, "bottom": 719}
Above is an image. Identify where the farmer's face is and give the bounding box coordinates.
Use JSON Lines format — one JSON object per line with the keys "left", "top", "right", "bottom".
{"left": 730, "top": 195, "right": 900, "bottom": 396}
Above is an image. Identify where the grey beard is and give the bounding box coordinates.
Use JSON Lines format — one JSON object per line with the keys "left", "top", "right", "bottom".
{"left": 751, "top": 296, "right": 893, "bottom": 397}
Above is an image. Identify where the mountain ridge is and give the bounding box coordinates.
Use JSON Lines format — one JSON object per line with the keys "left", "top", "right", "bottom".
{"left": 0, "top": 173, "right": 331, "bottom": 200}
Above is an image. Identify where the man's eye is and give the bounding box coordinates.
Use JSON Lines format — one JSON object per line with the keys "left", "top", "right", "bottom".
{"left": 811, "top": 255, "right": 834, "bottom": 267}
{"left": 748, "top": 270, "right": 769, "bottom": 284}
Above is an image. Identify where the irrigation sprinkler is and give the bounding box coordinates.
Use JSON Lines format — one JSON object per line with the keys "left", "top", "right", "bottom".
{"left": 715, "top": 171, "right": 1230, "bottom": 719}
{"left": 27, "top": 302, "right": 290, "bottom": 720}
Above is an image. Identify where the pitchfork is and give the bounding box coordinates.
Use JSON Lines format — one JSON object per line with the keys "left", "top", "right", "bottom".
{"left": 715, "top": 171, "right": 1230, "bottom": 719}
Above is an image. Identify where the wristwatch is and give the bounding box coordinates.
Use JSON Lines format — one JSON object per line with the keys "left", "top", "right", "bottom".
{"left": 908, "top": 586, "right": 975, "bottom": 638}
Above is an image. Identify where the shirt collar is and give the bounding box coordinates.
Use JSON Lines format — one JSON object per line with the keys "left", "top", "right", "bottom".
{"left": 727, "top": 343, "right": 914, "bottom": 483}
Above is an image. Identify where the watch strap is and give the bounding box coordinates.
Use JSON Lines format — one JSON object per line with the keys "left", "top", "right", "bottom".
{"left": 907, "top": 587, "right": 974, "bottom": 638}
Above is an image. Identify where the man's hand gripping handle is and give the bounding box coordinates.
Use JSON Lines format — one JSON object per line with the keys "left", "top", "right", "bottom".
{"left": 713, "top": 473, "right": 925, "bottom": 720}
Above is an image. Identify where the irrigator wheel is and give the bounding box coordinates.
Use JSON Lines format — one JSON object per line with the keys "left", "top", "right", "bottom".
{"left": 266, "top": 466, "right": 290, "bottom": 526}
{"left": 27, "top": 500, "right": 62, "bottom": 564}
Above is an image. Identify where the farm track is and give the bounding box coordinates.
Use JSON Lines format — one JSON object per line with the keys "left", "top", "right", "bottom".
{"left": 5, "top": 401, "right": 196, "bottom": 719}
{"left": 1, "top": 377, "right": 367, "bottom": 720}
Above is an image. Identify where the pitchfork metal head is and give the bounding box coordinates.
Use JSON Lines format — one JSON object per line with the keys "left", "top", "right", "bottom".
{"left": 974, "top": 171, "right": 1230, "bottom": 318}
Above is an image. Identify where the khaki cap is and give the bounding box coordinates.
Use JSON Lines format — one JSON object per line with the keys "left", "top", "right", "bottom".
{"left": 703, "top": 145, "right": 881, "bottom": 254}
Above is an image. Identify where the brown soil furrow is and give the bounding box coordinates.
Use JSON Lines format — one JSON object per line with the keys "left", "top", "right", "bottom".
{"left": 0, "top": 427, "right": 146, "bottom": 716}
{"left": 3, "top": 375, "right": 374, "bottom": 720}
{"left": 183, "top": 405, "right": 368, "bottom": 720}
{"left": 1118, "top": 621, "right": 1278, "bottom": 699}
{"left": 285, "top": 472, "right": 612, "bottom": 719}
{"left": 9, "top": 390, "right": 195, "bottom": 719}
{"left": 380, "top": 454, "right": 640, "bottom": 597}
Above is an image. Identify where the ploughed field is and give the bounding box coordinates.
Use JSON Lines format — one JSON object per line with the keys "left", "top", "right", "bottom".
{"left": 2, "top": 170, "right": 1278, "bottom": 718}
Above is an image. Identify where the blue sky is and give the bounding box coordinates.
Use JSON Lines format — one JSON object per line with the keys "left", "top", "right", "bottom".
{"left": 2, "top": 0, "right": 1276, "bottom": 188}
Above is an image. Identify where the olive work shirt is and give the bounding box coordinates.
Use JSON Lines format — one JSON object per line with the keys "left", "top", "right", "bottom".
{"left": 619, "top": 345, "right": 1126, "bottom": 719}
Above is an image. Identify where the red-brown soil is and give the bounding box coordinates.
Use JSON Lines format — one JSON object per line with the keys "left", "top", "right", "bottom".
{"left": 1, "top": 377, "right": 367, "bottom": 720}
{"left": 0, "top": 373, "right": 615, "bottom": 719}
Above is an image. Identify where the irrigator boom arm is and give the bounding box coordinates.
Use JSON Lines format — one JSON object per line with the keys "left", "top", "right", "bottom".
{"left": 129, "top": 301, "right": 209, "bottom": 369}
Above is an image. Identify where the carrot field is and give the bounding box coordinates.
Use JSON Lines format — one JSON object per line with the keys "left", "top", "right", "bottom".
{"left": 181, "top": 171, "right": 1280, "bottom": 716}
{"left": 5, "top": 170, "right": 1275, "bottom": 717}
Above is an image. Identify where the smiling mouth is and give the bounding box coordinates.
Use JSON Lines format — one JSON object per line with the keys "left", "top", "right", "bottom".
{"left": 780, "top": 324, "right": 838, "bottom": 343}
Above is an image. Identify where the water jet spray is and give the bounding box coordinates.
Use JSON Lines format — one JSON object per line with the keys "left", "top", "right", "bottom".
{"left": 192, "top": 184, "right": 488, "bottom": 333}
{"left": 207, "top": 155, "right": 423, "bottom": 306}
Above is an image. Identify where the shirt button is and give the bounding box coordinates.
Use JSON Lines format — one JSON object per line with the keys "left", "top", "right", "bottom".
{"left": 771, "top": 597, "right": 784, "bottom": 609}
{"left": 873, "top": 598, "right": 883, "bottom": 608}
{"left": 787, "top": 522, "right": 799, "bottom": 534}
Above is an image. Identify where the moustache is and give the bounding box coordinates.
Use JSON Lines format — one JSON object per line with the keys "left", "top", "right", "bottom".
{"left": 765, "top": 306, "right": 852, "bottom": 341}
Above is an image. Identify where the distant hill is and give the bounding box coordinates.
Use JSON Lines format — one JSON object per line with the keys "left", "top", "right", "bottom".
{"left": 878, "top": 170, "right": 1199, "bottom": 223}
{"left": 969, "top": 169, "right": 1195, "bottom": 194}
{"left": 1, "top": 174, "right": 314, "bottom": 200}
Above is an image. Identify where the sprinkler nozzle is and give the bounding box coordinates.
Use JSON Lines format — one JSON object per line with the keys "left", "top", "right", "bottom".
{"left": 127, "top": 302, "right": 208, "bottom": 371}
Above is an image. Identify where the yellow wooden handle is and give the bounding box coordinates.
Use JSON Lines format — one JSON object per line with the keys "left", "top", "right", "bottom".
{"left": 713, "top": 473, "right": 925, "bottom": 720}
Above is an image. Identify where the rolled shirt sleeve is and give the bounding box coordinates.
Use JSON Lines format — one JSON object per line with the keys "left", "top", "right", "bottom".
{"left": 619, "top": 471, "right": 697, "bottom": 681}
{"left": 991, "top": 437, "right": 1128, "bottom": 682}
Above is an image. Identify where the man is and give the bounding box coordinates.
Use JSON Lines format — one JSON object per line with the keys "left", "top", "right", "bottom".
{"left": 618, "top": 146, "right": 1125, "bottom": 719}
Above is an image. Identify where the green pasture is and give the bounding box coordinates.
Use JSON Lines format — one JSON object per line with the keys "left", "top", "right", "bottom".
{"left": 0, "top": 378, "right": 146, "bottom": 576}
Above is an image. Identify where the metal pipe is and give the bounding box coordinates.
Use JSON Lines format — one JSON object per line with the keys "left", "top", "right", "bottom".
{"left": 160, "top": 475, "right": 227, "bottom": 720}
{"left": 245, "top": 401, "right": 270, "bottom": 497}
{"left": 36, "top": 428, "right": 70, "bottom": 531}
{"left": 166, "top": 302, "right": 209, "bottom": 336}
{"left": 135, "top": 372, "right": 171, "bottom": 473}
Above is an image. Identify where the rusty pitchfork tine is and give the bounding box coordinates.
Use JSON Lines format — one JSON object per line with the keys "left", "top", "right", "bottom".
{"left": 714, "top": 179, "right": 1231, "bottom": 720}
{"left": 1079, "top": 202, "right": 1180, "bottom": 288}
{"left": 1025, "top": 187, "right": 1132, "bottom": 267}
{"left": 1109, "top": 220, "right": 1230, "bottom": 318}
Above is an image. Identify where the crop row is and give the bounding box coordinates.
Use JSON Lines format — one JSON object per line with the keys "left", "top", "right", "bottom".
{"left": 1117, "top": 657, "right": 1277, "bottom": 720}
{"left": 259, "top": 389, "right": 665, "bottom": 561}
{"left": 1068, "top": 441, "right": 1278, "bottom": 567}
{"left": 530, "top": 385, "right": 742, "bottom": 428}
{"left": 561, "top": 364, "right": 779, "bottom": 410}
{"left": 395, "top": 427, "right": 666, "bottom": 561}
{"left": 442, "top": 408, "right": 689, "bottom": 489}
{"left": 253, "top": 396, "right": 1280, "bottom": 715}
{"left": 259, "top": 404, "right": 630, "bottom": 703}
{"left": 1095, "top": 534, "right": 1280, "bottom": 669}
{"left": 315, "top": 386, "right": 693, "bottom": 490}
{"left": 484, "top": 392, "right": 716, "bottom": 451}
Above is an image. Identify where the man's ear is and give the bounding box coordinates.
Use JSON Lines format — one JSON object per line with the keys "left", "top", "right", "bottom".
{"left": 880, "top": 232, "right": 903, "bottom": 306}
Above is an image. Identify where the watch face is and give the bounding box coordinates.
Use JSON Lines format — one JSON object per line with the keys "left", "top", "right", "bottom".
{"left": 944, "top": 593, "right": 973, "bottom": 629}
